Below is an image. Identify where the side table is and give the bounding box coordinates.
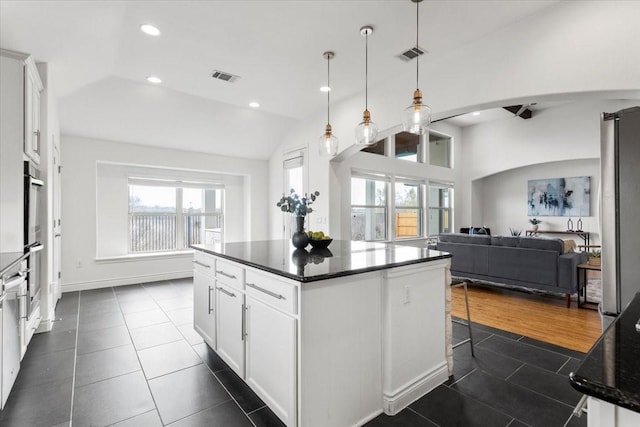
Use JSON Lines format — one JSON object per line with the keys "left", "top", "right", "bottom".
{"left": 577, "top": 262, "right": 601, "bottom": 310}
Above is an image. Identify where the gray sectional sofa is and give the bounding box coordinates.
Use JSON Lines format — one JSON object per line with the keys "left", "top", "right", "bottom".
{"left": 435, "top": 233, "right": 587, "bottom": 306}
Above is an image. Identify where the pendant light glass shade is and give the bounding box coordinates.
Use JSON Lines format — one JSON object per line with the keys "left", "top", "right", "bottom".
{"left": 402, "top": 0, "right": 431, "bottom": 135}
{"left": 319, "top": 124, "right": 339, "bottom": 156}
{"left": 403, "top": 89, "right": 431, "bottom": 134}
{"left": 355, "top": 26, "right": 378, "bottom": 146}
{"left": 355, "top": 110, "right": 379, "bottom": 146}
{"left": 318, "top": 52, "right": 339, "bottom": 156}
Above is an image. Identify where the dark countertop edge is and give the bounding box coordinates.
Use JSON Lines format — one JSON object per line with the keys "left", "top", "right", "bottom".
{"left": 0, "top": 252, "right": 29, "bottom": 277}
{"left": 193, "top": 246, "right": 451, "bottom": 283}
{"left": 569, "top": 372, "right": 640, "bottom": 414}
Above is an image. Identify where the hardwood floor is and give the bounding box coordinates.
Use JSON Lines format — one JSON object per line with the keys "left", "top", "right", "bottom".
{"left": 451, "top": 284, "right": 601, "bottom": 353}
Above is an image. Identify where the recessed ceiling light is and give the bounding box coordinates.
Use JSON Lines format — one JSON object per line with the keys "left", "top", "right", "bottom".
{"left": 320, "top": 86, "right": 331, "bottom": 92}
{"left": 249, "top": 102, "right": 260, "bottom": 108}
{"left": 146, "top": 76, "right": 162, "bottom": 84}
{"left": 472, "top": 111, "right": 481, "bottom": 116}
{"left": 140, "top": 24, "right": 161, "bottom": 36}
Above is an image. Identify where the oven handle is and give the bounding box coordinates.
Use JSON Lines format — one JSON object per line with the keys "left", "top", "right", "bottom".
{"left": 3, "top": 274, "right": 26, "bottom": 291}
{"left": 30, "top": 177, "right": 44, "bottom": 187}
{"left": 29, "top": 244, "right": 44, "bottom": 253}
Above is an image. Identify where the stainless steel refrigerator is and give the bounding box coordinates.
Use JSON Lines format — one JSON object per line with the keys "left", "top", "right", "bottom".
{"left": 600, "top": 106, "right": 640, "bottom": 330}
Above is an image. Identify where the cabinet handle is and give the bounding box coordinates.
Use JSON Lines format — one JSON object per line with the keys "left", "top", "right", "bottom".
{"left": 216, "top": 270, "right": 236, "bottom": 279}
{"left": 208, "top": 286, "right": 214, "bottom": 314}
{"left": 241, "top": 304, "right": 247, "bottom": 341}
{"left": 246, "top": 282, "right": 286, "bottom": 300}
{"left": 216, "top": 286, "right": 236, "bottom": 298}
{"left": 193, "top": 260, "right": 211, "bottom": 268}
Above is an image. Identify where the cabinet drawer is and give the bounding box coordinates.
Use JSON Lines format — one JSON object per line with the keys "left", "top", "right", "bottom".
{"left": 245, "top": 270, "right": 297, "bottom": 315}
{"left": 193, "top": 251, "right": 216, "bottom": 276}
{"left": 215, "top": 259, "right": 244, "bottom": 289}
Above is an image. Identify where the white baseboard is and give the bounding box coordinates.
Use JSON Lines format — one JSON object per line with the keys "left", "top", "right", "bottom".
{"left": 61, "top": 270, "right": 192, "bottom": 292}
{"left": 36, "top": 319, "right": 53, "bottom": 333}
{"left": 382, "top": 362, "right": 449, "bottom": 416}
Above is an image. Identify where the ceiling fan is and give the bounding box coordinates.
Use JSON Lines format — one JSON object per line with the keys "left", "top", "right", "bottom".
{"left": 503, "top": 103, "right": 537, "bottom": 119}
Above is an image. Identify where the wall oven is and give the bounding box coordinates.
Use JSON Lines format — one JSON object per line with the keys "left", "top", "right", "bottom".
{"left": 24, "top": 161, "right": 43, "bottom": 320}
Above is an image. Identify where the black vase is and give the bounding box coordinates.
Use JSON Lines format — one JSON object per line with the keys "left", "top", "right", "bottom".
{"left": 291, "top": 216, "right": 310, "bottom": 249}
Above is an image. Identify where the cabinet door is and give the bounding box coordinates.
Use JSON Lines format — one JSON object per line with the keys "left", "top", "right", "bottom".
{"left": 193, "top": 269, "right": 216, "bottom": 348}
{"left": 246, "top": 296, "right": 297, "bottom": 426}
{"left": 216, "top": 281, "right": 245, "bottom": 377}
{"left": 24, "top": 63, "right": 41, "bottom": 165}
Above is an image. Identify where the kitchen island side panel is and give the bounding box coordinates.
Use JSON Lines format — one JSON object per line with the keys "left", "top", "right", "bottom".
{"left": 299, "top": 271, "right": 383, "bottom": 427}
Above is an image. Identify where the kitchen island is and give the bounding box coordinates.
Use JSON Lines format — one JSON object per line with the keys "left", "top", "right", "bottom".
{"left": 570, "top": 292, "right": 640, "bottom": 426}
{"left": 192, "top": 240, "right": 452, "bottom": 427}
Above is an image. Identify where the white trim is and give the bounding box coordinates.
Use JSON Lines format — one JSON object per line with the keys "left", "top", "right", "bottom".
{"left": 382, "top": 362, "right": 449, "bottom": 416}
{"left": 61, "top": 270, "right": 192, "bottom": 292}
{"left": 95, "top": 250, "right": 194, "bottom": 263}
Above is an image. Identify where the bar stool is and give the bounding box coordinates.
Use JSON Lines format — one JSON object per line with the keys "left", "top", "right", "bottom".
{"left": 451, "top": 279, "right": 475, "bottom": 356}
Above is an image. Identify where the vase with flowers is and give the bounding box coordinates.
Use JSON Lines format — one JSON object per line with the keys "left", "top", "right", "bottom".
{"left": 276, "top": 189, "right": 320, "bottom": 249}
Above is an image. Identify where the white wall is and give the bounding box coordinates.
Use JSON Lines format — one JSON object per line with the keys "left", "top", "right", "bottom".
{"left": 267, "top": 0, "right": 640, "bottom": 239}
{"left": 459, "top": 99, "right": 640, "bottom": 226}
{"left": 61, "top": 135, "right": 268, "bottom": 291}
{"left": 478, "top": 159, "right": 600, "bottom": 244}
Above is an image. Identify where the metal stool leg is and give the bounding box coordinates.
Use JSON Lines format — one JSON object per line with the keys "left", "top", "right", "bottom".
{"left": 451, "top": 280, "right": 475, "bottom": 357}
{"left": 462, "top": 281, "right": 474, "bottom": 357}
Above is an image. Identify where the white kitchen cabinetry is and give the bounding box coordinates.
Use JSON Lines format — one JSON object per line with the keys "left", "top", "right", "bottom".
{"left": 587, "top": 397, "right": 640, "bottom": 427}
{"left": 193, "top": 246, "right": 450, "bottom": 427}
{"left": 245, "top": 271, "right": 297, "bottom": 425}
{"left": 24, "top": 59, "right": 43, "bottom": 165}
{"left": 193, "top": 252, "right": 216, "bottom": 348}
{"left": 215, "top": 280, "right": 245, "bottom": 377}
{"left": 1, "top": 49, "right": 28, "bottom": 252}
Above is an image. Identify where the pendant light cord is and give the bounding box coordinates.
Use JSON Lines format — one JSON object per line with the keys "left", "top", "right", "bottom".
{"left": 327, "top": 55, "right": 330, "bottom": 124}
{"left": 365, "top": 32, "right": 369, "bottom": 110}
{"left": 416, "top": 0, "right": 420, "bottom": 90}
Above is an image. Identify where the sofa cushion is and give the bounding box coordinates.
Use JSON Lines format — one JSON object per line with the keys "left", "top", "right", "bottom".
{"left": 439, "top": 233, "right": 491, "bottom": 246}
{"left": 488, "top": 246, "right": 558, "bottom": 287}
{"left": 518, "top": 237, "right": 564, "bottom": 254}
{"left": 491, "top": 236, "right": 520, "bottom": 247}
{"left": 437, "top": 241, "right": 490, "bottom": 276}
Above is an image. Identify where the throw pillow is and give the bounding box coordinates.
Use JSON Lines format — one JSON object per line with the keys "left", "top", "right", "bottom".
{"left": 563, "top": 239, "right": 577, "bottom": 253}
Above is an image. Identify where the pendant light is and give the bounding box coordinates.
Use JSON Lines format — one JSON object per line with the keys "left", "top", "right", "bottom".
{"left": 402, "top": 0, "right": 431, "bottom": 135}
{"left": 355, "top": 26, "right": 378, "bottom": 146}
{"left": 318, "top": 51, "right": 339, "bottom": 156}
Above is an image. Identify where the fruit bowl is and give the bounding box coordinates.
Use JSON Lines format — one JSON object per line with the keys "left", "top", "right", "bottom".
{"left": 309, "top": 238, "right": 332, "bottom": 249}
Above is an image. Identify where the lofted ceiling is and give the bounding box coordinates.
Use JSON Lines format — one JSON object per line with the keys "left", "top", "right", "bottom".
{"left": 0, "top": 0, "right": 560, "bottom": 159}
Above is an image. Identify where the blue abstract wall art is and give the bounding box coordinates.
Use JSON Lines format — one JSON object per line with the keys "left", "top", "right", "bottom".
{"left": 527, "top": 176, "right": 590, "bottom": 217}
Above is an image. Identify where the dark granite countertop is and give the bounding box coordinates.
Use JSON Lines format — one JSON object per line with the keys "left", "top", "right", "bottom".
{"left": 192, "top": 240, "right": 451, "bottom": 283}
{"left": 0, "top": 251, "right": 28, "bottom": 277}
{"left": 570, "top": 291, "right": 640, "bottom": 413}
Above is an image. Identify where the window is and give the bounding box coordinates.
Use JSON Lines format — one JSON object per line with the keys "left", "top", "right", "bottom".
{"left": 395, "top": 132, "right": 423, "bottom": 162}
{"left": 361, "top": 139, "right": 385, "bottom": 156}
{"left": 350, "top": 129, "right": 455, "bottom": 241}
{"left": 429, "top": 132, "right": 452, "bottom": 168}
{"left": 351, "top": 176, "right": 388, "bottom": 241}
{"left": 395, "top": 181, "right": 423, "bottom": 238}
{"left": 128, "top": 180, "right": 224, "bottom": 253}
{"left": 428, "top": 184, "right": 453, "bottom": 236}
{"left": 283, "top": 152, "right": 305, "bottom": 238}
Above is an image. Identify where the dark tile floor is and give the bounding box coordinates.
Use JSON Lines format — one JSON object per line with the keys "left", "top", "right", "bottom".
{"left": 0, "top": 279, "right": 588, "bottom": 427}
